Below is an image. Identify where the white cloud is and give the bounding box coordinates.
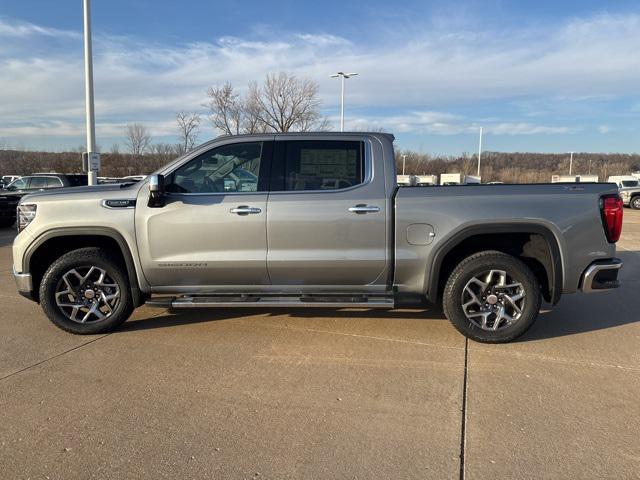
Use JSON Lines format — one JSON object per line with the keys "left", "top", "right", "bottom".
{"left": 598, "top": 125, "right": 611, "bottom": 134}
{"left": 0, "top": 17, "right": 80, "bottom": 39}
{"left": 348, "top": 111, "right": 574, "bottom": 136}
{"left": 0, "top": 12, "right": 639, "bottom": 148}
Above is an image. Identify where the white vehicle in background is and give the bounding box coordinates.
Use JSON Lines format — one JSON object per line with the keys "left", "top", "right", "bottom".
{"left": 415, "top": 175, "right": 437, "bottom": 186}
{"left": 440, "top": 173, "right": 481, "bottom": 185}
{"left": 397, "top": 175, "right": 412, "bottom": 186}
{"left": 551, "top": 174, "right": 599, "bottom": 183}
{"left": 607, "top": 175, "right": 640, "bottom": 209}
{"left": 1, "top": 175, "right": 21, "bottom": 188}
{"left": 397, "top": 174, "right": 438, "bottom": 186}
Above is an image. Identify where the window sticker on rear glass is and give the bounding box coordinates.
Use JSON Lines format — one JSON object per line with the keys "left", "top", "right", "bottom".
{"left": 299, "top": 149, "right": 357, "bottom": 178}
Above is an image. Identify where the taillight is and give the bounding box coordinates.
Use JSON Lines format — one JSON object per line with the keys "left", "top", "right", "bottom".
{"left": 601, "top": 195, "right": 623, "bottom": 243}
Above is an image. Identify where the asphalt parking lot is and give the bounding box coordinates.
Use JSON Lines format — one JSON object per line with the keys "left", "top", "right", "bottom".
{"left": 1, "top": 212, "right": 639, "bottom": 479}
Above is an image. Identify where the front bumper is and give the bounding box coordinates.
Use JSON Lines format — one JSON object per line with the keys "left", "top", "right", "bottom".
{"left": 581, "top": 258, "right": 622, "bottom": 293}
{"left": 13, "top": 268, "right": 35, "bottom": 301}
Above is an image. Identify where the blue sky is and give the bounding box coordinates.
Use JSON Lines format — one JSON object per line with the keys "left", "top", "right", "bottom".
{"left": 1, "top": 0, "right": 640, "bottom": 154}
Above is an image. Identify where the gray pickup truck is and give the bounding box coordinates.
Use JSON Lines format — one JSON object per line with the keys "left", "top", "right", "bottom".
{"left": 12, "top": 133, "right": 623, "bottom": 342}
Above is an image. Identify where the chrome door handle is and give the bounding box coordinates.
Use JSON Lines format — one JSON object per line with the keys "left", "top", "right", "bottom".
{"left": 229, "top": 206, "right": 262, "bottom": 215}
{"left": 348, "top": 204, "right": 380, "bottom": 214}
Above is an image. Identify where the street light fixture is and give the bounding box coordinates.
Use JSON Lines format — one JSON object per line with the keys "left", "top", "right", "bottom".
{"left": 330, "top": 72, "right": 358, "bottom": 132}
{"left": 569, "top": 151, "right": 574, "bottom": 176}
{"left": 477, "top": 127, "right": 483, "bottom": 177}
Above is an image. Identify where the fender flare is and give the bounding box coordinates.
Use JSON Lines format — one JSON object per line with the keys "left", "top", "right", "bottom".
{"left": 426, "top": 223, "right": 563, "bottom": 305}
{"left": 24, "top": 227, "right": 146, "bottom": 307}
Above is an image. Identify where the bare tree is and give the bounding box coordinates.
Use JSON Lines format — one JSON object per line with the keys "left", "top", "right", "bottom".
{"left": 206, "top": 73, "right": 327, "bottom": 135}
{"left": 176, "top": 111, "right": 201, "bottom": 154}
{"left": 125, "top": 123, "right": 151, "bottom": 155}
{"left": 248, "top": 72, "right": 324, "bottom": 132}
{"left": 206, "top": 82, "right": 243, "bottom": 135}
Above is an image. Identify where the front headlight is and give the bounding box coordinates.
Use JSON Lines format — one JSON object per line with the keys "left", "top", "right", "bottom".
{"left": 17, "top": 204, "right": 37, "bottom": 232}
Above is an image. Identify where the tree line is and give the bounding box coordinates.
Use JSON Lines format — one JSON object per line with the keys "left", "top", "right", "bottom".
{"left": 395, "top": 150, "right": 640, "bottom": 183}
{"left": 2, "top": 147, "right": 638, "bottom": 182}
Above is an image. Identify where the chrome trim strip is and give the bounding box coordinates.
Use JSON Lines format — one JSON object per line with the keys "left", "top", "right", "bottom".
{"left": 168, "top": 297, "right": 395, "bottom": 309}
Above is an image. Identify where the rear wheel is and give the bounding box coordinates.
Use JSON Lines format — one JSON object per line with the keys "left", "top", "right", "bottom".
{"left": 631, "top": 196, "right": 640, "bottom": 210}
{"left": 39, "top": 247, "right": 134, "bottom": 334}
{"left": 443, "top": 250, "right": 541, "bottom": 343}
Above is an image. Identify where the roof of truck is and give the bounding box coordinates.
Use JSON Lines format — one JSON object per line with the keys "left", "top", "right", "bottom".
{"left": 214, "top": 131, "right": 395, "bottom": 142}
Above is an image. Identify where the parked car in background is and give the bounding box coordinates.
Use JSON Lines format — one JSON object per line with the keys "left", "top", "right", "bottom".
{"left": 12, "top": 133, "right": 623, "bottom": 344}
{"left": 121, "top": 175, "right": 147, "bottom": 182}
{"left": 607, "top": 175, "right": 640, "bottom": 209}
{"left": 0, "top": 173, "right": 88, "bottom": 227}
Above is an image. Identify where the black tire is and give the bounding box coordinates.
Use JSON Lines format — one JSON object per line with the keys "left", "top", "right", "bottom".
{"left": 39, "top": 247, "right": 134, "bottom": 334}
{"left": 631, "top": 196, "right": 640, "bottom": 210}
{"left": 442, "top": 250, "right": 541, "bottom": 343}
{"left": 0, "top": 217, "right": 15, "bottom": 228}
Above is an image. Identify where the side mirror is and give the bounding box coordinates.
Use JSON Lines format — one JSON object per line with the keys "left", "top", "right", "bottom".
{"left": 148, "top": 174, "right": 166, "bottom": 208}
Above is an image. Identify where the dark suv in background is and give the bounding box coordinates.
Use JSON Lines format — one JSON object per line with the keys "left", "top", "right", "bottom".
{"left": 0, "top": 173, "right": 88, "bottom": 227}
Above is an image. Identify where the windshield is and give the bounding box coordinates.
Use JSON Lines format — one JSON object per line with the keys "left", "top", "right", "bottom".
{"left": 6, "top": 178, "right": 28, "bottom": 191}
{"left": 621, "top": 180, "right": 639, "bottom": 188}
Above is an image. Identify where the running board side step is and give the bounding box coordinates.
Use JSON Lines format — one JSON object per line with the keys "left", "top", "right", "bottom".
{"left": 146, "top": 296, "right": 395, "bottom": 309}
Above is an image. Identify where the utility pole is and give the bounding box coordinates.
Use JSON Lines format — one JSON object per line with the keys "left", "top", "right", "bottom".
{"left": 330, "top": 72, "right": 358, "bottom": 131}
{"left": 477, "top": 127, "right": 483, "bottom": 177}
{"left": 83, "top": 0, "right": 98, "bottom": 185}
{"left": 569, "top": 151, "right": 574, "bottom": 176}
{"left": 402, "top": 154, "right": 407, "bottom": 175}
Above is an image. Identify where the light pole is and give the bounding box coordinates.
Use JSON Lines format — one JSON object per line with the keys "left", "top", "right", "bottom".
{"left": 330, "top": 72, "right": 358, "bottom": 131}
{"left": 569, "top": 151, "right": 574, "bottom": 176}
{"left": 477, "top": 127, "right": 483, "bottom": 177}
{"left": 83, "top": 0, "right": 98, "bottom": 185}
{"left": 402, "top": 154, "right": 407, "bottom": 175}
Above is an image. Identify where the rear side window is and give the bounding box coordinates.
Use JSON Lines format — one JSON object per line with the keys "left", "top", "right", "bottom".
{"left": 621, "top": 180, "right": 639, "bottom": 188}
{"left": 67, "top": 175, "right": 88, "bottom": 187}
{"left": 45, "top": 177, "right": 63, "bottom": 188}
{"left": 280, "top": 141, "right": 364, "bottom": 191}
{"left": 29, "top": 177, "right": 48, "bottom": 188}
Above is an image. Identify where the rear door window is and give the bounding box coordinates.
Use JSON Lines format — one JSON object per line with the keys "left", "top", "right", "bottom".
{"left": 276, "top": 141, "right": 364, "bottom": 191}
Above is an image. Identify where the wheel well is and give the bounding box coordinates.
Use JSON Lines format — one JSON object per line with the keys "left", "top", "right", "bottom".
{"left": 435, "top": 232, "right": 557, "bottom": 304}
{"left": 28, "top": 235, "right": 143, "bottom": 305}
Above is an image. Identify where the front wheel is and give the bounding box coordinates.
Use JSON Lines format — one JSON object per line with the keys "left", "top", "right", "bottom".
{"left": 39, "top": 247, "right": 134, "bottom": 334}
{"left": 443, "top": 250, "right": 542, "bottom": 343}
{"left": 631, "top": 196, "right": 640, "bottom": 210}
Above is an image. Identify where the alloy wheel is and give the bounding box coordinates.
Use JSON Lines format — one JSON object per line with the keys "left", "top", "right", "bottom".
{"left": 54, "top": 266, "right": 121, "bottom": 323}
{"left": 461, "top": 269, "right": 526, "bottom": 331}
